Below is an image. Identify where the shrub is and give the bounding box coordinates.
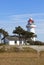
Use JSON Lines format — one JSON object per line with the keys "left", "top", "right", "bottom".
{"left": 34, "top": 41, "right": 44, "bottom": 45}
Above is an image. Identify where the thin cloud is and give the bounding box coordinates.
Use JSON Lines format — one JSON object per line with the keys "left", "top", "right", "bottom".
{"left": 9, "top": 13, "right": 44, "bottom": 23}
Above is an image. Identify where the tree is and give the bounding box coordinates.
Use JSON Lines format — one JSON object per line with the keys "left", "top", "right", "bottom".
{"left": 13, "top": 26, "right": 24, "bottom": 36}
{"left": 0, "top": 29, "right": 2, "bottom": 43}
{"left": 0, "top": 29, "right": 8, "bottom": 44}
{"left": 13, "top": 26, "right": 35, "bottom": 44}
{"left": 21, "top": 30, "right": 35, "bottom": 44}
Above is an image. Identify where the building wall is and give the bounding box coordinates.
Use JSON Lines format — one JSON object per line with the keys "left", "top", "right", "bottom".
{"left": 30, "top": 28, "right": 35, "bottom": 33}
{"left": 5, "top": 38, "right": 24, "bottom": 45}
{"left": 0, "top": 39, "right": 1, "bottom": 43}
{"left": 9, "top": 41, "right": 15, "bottom": 45}
{"left": 8, "top": 40, "right": 24, "bottom": 45}
{"left": 22, "top": 41, "right": 24, "bottom": 45}
{"left": 17, "top": 40, "right": 19, "bottom": 45}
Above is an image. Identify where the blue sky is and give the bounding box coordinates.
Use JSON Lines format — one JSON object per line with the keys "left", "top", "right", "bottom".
{"left": 0, "top": 0, "right": 44, "bottom": 42}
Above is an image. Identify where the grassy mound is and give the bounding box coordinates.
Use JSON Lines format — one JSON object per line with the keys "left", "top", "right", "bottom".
{"left": 0, "top": 45, "right": 37, "bottom": 53}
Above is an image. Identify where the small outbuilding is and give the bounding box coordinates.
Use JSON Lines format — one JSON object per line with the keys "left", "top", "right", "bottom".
{"left": 5, "top": 36, "right": 25, "bottom": 45}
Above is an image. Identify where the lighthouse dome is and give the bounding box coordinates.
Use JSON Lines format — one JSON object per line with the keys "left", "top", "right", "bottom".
{"left": 28, "top": 18, "right": 34, "bottom": 24}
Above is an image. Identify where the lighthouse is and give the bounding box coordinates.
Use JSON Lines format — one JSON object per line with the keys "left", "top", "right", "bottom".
{"left": 26, "top": 18, "right": 36, "bottom": 41}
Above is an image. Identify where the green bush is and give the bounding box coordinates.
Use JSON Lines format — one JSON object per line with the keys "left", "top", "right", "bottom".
{"left": 34, "top": 41, "right": 44, "bottom": 45}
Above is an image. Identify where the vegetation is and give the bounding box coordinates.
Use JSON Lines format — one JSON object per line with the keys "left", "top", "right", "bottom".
{"left": 0, "top": 27, "right": 44, "bottom": 45}
{"left": 23, "top": 47, "right": 37, "bottom": 53}
{"left": 27, "top": 40, "right": 44, "bottom": 45}
{"left": 0, "top": 45, "right": 37, "bottom": 53}
{"left": 13, "top": 26, "right": 35, "bottom": 38}
{"left": 0, "top": 53, "right": 38, "bottom": 65}
{"left": 13, "top": 26, "right": 36, "bottom": 44}
{"left": 0, "top": 51, "right": 44, "bottom": 65}
{"left": 34, "top": 41, "right": 44, "bottom": 45}
{"left": 0, "top": 29, "right": 8, "bottom": 44}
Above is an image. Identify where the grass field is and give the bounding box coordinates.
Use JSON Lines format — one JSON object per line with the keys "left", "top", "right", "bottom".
{"left": 0, "top": 45, "right": 44, "bottom": 65}
{"left": 0, "top": 52, "right": 44, "bottom": 65}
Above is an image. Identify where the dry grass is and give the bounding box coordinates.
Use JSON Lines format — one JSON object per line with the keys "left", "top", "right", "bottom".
{"left": 0, "top": 45, "right": 44, "bottom": 65}
{"left": 0, "top": 52, "right": 44, "bottom": 65}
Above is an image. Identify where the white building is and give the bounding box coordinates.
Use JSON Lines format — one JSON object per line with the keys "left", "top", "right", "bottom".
{"left": 26, "top": 18, "right": 36, "bottom": 41}
{"left": 5, "top": 36, "right": 24, "bottom": 45}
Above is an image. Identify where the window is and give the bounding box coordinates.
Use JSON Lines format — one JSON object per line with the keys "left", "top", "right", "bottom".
{"left": 15, "top": 40, "right": 17, "bottom": 44}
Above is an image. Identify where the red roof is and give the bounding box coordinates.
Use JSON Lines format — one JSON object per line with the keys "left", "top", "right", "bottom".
{"left": 28, "top": 18, "right": 34, "bottom": 23}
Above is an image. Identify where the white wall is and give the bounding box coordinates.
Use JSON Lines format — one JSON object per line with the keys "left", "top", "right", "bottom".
{"left": 9, "top": 40, "right": 24, "bottom": 45}
{"left": 9, "top": 41, "right": 15, "bottom": 45}
{"left": 0, "top": 39, "right": 1, "bottom": 43}
{"left": 17, "top": 41, "right": 19, "bottom": 45}
{"left": 9, "top": 40, "right": 20, "bottom": 45}
{"left": 22, "top": 41, "right": 24, "bottom": 45}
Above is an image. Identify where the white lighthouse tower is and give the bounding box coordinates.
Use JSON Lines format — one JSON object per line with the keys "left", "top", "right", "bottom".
{"left": 26, "top": 18, "right": 36, "bottom": 41}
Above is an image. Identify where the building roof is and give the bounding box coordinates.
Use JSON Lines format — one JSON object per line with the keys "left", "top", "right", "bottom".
{"left": 28, "top": 18, "right": 34, "bottom": 23}
{"left": 5, "top": 35, "right": 24, "bottom": 41}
